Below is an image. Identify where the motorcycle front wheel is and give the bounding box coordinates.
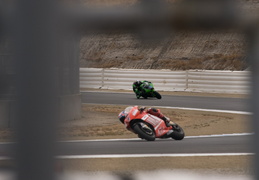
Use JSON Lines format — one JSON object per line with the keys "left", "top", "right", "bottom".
{"left": 154, "top": 91, "right": 162, "bottom": 99}
{"left": 133, "top": 122, "right": 155, "bottom": 141}
{"left": 170, "top": 123, "right": 185, "bottom": 140}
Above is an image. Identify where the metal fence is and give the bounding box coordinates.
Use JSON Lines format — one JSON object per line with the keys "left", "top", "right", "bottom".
{"left": 0, "top": 0, "right": 259, "bottom": 180}
{"left": 80, "top": 68, "right": 251, "bottom": 94}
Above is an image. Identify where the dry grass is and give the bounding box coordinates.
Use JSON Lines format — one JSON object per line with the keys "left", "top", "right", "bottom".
{"left": 154, "top": 54, "right": 247, "bottom": 70}
{"left": 78, "top": 0, "right": 250, "bottom": 71}
{"left": 59, "top": 156, "right": 253, "bottom": 174}
{"left": 83, "top": 51, "right": 247, "bottom": 70}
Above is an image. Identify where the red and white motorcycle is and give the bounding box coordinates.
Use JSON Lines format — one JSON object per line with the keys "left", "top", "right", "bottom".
{"left": 119, "top": 106, "right": 185, "bottom": 141}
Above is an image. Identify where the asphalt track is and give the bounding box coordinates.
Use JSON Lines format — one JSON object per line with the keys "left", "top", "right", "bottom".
{"left": 81, "top": 91, "right": 250, "bottom": 112}
{"left": 0, "top": 134, "right": 253, "bottom": 157}
{"left": 57, "top": 134, "right": 253, "bottom": 156}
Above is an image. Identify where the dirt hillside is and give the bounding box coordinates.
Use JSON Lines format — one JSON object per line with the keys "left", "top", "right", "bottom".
{"left": 80, "top": 32, "right": 247, "bottom": 70}
{"left": 79, "top": 0, "right": 259, "bottom": 71}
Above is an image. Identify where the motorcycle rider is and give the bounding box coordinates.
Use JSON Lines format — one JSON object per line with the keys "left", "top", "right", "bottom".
{"left": 146, "top": 107, "right": 171, "bottom": 127}
{"left": 132, "top": 80, "right": 151, "bottom": 98}
{"left": 132, "top": 80, "right": 142, "bottom": 98}
{"left": 118, "top": 106, "right": 171, "bottom": 127}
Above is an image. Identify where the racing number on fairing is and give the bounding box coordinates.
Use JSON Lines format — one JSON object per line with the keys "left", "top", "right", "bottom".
{"left": 132, "top": 109, "right": 138, "bottom": 116}
{"left": 141, "top": 114, "right": 149, "bottom": 121}
{"left": 143, "top": 115, "right": 160, "bottom": 127}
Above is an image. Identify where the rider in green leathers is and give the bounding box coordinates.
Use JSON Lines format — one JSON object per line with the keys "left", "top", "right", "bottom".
{"left": 132, "top": 80, "right": 150, "bottom": 98}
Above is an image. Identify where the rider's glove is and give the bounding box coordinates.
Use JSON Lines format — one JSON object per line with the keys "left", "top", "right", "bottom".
{"left": 139, "top": 106, "right": 146, "bottom": 112}
{"left": 163, "top": 116, "right": 171, "bottom": 127}
{"left": 162, "top": 116, "right": 170, "bottom": 122}
{"left": 165, "top": 117, "right": 170, "bottom": 122}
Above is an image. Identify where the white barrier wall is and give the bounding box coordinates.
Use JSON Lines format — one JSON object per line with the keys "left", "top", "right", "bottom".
{"left": 187, "top": 70, "right": 250, "bottom": 94}
{"left": 80, "top": 68, "right": 251, "bottom": 94}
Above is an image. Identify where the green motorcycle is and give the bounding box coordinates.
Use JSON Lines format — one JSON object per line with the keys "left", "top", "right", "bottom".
{"left": 138, "top": 81, "right": 162, "bottom": 99}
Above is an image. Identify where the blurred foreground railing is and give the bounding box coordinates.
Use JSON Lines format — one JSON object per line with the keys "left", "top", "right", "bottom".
{"left": 0, "top": 0, "right": 259, "bottom": 180}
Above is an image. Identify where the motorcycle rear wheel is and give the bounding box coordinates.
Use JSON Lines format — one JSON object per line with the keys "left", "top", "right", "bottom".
{"left": 133, "top": 122, "right": 155, "bottom": 141}
{"left": 170, "top": 123, "right": 185, "bottom": 140}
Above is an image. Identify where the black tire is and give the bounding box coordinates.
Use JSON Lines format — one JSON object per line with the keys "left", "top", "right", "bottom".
{"left": 141, "top": 91, "right": 148, "bottom": 99}
{"left": 154, "top": 91, "right": 162, "bottom": 99}
{"left": 170, "top": 123, "right": 185, "bottom": 140}
{"left": 133, "top": 122, "right": 155, "bottom": 141}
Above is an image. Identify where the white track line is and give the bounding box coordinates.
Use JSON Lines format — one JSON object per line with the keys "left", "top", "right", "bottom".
{"left": 56, "top": 133, "right": 253, "bottom": 159}
{"left": 186, "top": 133, "right": 253, "bottom": 139}
{"left": 154, "top": 106, "right": 251, "bottom": 115}
{"left": 57, "top": 153, "right": 254, "bottom": 159}
{"left": 82, "top": 103, "right": 251, "bottom": 115}
{"left": 0, "top": 153, "right": 253, "bottom": 160}
{"left": 0, "top": 153, "right": 255, "bottom": 161}
{"left": 82, "top": 91, "right": 251, "bottom": 115}
{"left": 60, "top": 133, "right": 253, "bottom": 143}
{"left": 0, "top": 133, "right": 253, "bottom": 160}
{"left": 0, "top": 133, "right": 252, "bottom": 144}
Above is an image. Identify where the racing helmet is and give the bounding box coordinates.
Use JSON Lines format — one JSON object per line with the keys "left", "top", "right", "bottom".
{"left": 118, "top": 106, "right": 133, "bottom": 123}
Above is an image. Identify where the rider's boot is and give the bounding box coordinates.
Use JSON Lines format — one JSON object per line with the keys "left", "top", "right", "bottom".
{"left": 135, "top": 91, "right": 141, "bottom": 99}
{"left": 166, "top": 130, "right": 174, "bottom": 136}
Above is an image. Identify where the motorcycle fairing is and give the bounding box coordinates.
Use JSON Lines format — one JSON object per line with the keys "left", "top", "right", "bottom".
{"left": 124, "top": 106, "right": 172, "bottom": 138}
{"left": 142, "top": 114, "right": 173, "bottom": 137}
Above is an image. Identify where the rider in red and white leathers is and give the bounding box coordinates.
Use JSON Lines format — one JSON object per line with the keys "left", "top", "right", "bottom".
{"left": 146, "top": 107, "right": 171, "bottom": 127}
{"left": 118, "top": 106, "right": 171, "bottom": 127}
